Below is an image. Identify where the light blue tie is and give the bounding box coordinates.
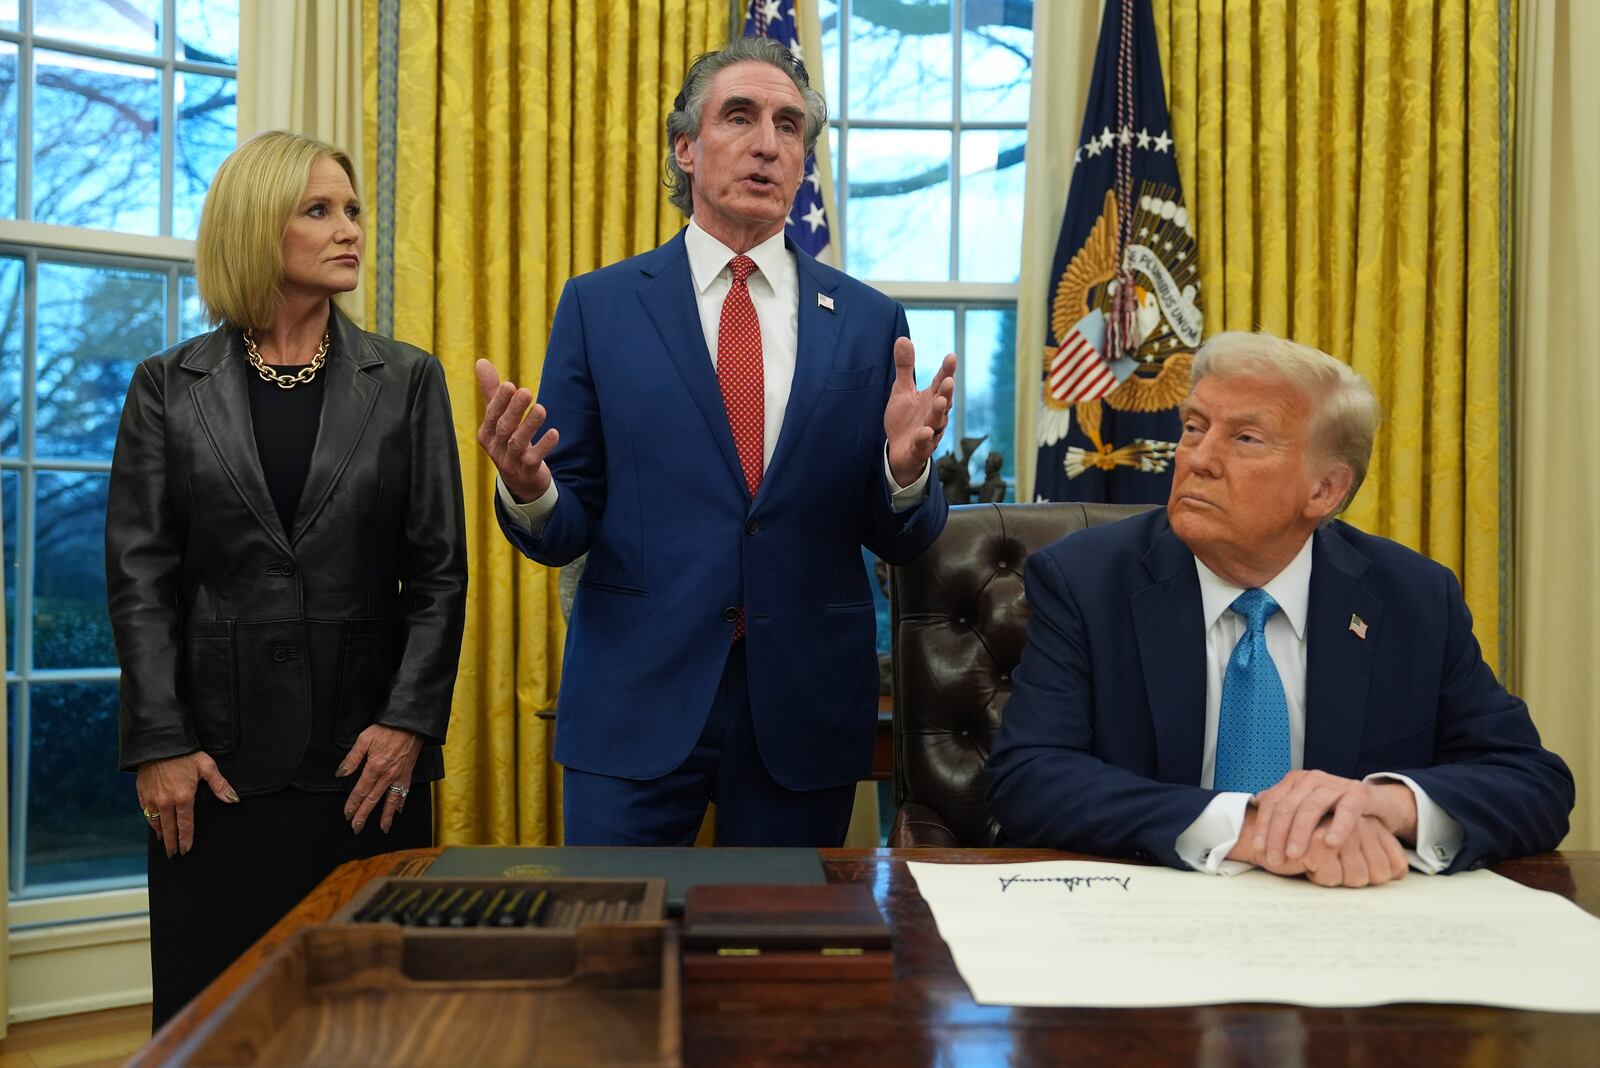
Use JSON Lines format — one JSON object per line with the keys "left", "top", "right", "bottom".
{"left": 1213, "top": 589, "right": 1291, "bottom": 794}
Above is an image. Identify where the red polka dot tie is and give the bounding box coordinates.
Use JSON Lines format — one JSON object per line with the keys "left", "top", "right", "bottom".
{"left": 718, "top": 254, "right": 764, "bottom": 640}
{"left": 718, "top": 255, "right": 765, "bottom": 497}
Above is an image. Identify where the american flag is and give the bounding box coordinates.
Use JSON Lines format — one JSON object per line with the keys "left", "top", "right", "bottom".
{"left": 743, "top": 0, "right": 831, "bottom": 258}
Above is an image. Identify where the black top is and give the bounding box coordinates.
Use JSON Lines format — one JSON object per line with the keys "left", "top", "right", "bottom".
{"left": 247, "top": 362, "right": 327, "bottom": 532}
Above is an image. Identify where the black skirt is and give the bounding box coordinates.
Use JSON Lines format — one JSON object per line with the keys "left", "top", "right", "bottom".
{"left": 145, "top": 782, "right": 432, "bottom": 1028}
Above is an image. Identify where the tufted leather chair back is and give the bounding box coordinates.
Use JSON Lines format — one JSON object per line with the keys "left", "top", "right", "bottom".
{"left": 888, "top": 501, "right": 1157, "bottom": 847}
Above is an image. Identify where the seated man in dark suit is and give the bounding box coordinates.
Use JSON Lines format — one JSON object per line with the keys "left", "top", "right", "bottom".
{"left": 988, "top": 331, "right": 1573, "bottom": 886}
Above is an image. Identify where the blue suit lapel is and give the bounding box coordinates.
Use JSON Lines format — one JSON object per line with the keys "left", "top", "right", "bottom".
{"left": 760, "top": 244, "right": 842, "bottom": 506}
{"left": 1303, "top": 523, "right": 1382, "bottom": 775}
{"left": 635, "top": 232, "right": 747, "bottom": 495}
{"left": 1131, "top": 515, "right": 1209, "bottom": 784}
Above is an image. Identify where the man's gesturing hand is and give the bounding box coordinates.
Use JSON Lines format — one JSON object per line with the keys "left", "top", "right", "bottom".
{"left": 475, "top": 359, "right": 559, "bottom": 504}
{"left": 884, "top": 337, "right": 956, "bottom": 488}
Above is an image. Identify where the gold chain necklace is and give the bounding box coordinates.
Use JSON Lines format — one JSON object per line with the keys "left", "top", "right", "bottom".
{"left": 244, "top": 329, "right": 329, "bottom": 389}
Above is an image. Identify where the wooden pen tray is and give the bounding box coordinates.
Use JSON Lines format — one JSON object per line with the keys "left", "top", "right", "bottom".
{"left": 330, "top": 875, "right": 669, "bottom": 936}
{"left": 160, "top": 879, "right": 678, "bottom": 1068}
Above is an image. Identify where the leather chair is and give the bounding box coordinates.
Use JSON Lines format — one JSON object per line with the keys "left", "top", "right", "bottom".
{"left": 887, "top": 501, "right": 1156, "bottom": 847}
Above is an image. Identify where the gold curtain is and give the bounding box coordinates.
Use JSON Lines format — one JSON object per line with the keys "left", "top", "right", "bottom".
{"left": 1514, "top": 0, "right": 1598, "bottom": 850}
{"left": 361, "top": 0, "right": 726, "bottom": 845}
{"left": 1149, "top": 0, "right": 1514, "bottom": 671}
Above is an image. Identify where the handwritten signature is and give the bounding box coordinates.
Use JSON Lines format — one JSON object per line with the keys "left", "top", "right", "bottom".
{"left": 997, "top": 874, "right": 1132, "bottom": 893}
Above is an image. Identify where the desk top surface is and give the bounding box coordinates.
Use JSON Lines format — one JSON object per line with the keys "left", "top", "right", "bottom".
{"left": 131, "top": 848, "right": 1600, "bottom": 1067}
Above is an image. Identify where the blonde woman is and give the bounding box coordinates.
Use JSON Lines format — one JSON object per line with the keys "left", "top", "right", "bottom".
{"left": 106, "top": 131, "right": 467, "bottom": 1027}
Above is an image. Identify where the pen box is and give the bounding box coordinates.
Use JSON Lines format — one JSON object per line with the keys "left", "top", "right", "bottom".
{"left": 154, "top": 878, "right": 677, "bottom": 1068}
{"left": 680, "top": 883, "right": 892, "bottom": 981}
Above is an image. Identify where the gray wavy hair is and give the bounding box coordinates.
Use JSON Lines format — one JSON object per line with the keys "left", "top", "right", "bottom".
{"left": 1190, "top": 331, "right": 1380, "bottom": 514}
{"left": 663, "top": 36, "right": 828, "bottom": 216}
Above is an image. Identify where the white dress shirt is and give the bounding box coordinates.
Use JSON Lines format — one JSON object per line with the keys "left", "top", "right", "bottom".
{"left": 499, "top": 218, "right": 929, "bottom": 530}
{"left": 1173, "top": 535, "right": 1465, "bottom": 875}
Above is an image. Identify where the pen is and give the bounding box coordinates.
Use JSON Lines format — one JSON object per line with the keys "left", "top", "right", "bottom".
{"left": 495, "top": 889, "right": 526, "bottom": 927}
{"left": 353, "top": 886, "right": 402, "bottom": 923}
{"left": 524, "top": 889, "right": 551, "bottom": 927}
{"left": 423, "top": 887, "right": 463, "bottom": 927}
{"left": 448, "top": 889, "right": 485, "bottom": 927}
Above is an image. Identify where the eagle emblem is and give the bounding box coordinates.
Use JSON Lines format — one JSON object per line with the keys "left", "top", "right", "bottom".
{"left": 1040, "top": 184, "right": 1203, "bottom": 478}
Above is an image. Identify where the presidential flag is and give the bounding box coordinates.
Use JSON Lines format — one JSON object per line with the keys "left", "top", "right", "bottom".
{"left": 744, "top": 0, "right": 831, "bottom": 258}
{"left": 1034, "top": 0, "right": 1202, "bottom": 504}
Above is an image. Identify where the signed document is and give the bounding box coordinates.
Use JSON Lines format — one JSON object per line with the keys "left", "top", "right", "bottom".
{"left": 906, "top": 860, "right": 1600, "bottom": 1011}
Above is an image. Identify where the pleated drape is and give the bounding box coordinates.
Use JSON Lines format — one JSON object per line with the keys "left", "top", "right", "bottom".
{"left": 361, "top": 0, "right": 726, "bottom": 845}
{"left": 1514, "top": 0, "right": 1598, "bottom": 850}
{"left": 1151, "top": 0, "right": 1513, "bottom": 671}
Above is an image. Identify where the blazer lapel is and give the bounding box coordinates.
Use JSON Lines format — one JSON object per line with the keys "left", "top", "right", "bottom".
{"left": 1303, "top": 523, "right": 1382, "bottom": 776}
{"left": 185, "top": 330, "right": 293, "bottom": 554}
{"left": 636, "top": 233, "right": 747, "bottom": 494}
{"left": 1131, "top": 517, "right": 1210, "bottom": 784}
{"left": 757, "top": 245, "right": 841, "bottom": 506}
{"left": 290, "top": 307, "right": 380, "bottom": 543}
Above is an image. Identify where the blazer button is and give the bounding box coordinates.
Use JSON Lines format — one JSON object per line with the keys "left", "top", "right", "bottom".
{"left": 272, "top": 647, "right": 298, "bottom": 663}
{"left": 721, "top": 607, "right": 739, "bottom": 623}
{"left": 277, "top": 561, "right": 296, "bottom": 576}
{"left": 745, "top": 519, "right": 760, "bottom": 535}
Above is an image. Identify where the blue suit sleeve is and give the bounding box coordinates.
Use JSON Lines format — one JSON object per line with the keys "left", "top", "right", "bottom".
{"left": 1395, "top": 569, "right": 1573, "bottom": 870}
{"left": 496, "top": 279, "right": 604, "bottom": 567}
{"left": 987, "top": 547, "right": 1215, "bottom": 867}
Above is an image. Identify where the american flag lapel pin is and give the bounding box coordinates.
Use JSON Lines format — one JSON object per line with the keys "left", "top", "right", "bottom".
{"left": 817, "top": 293, "right": 835, "bottom": 312}
{"left": 1349, "top": 613, "right": 1368, "bottom": 639}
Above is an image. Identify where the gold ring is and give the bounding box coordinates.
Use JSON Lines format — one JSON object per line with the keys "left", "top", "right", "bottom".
{"left": 143, "top": 808, "right": 160, "bottom": 821}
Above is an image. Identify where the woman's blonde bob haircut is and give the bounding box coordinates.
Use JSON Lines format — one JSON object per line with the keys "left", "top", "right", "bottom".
{"left": 195, "top": 131, "right": 358, "bottom": 331}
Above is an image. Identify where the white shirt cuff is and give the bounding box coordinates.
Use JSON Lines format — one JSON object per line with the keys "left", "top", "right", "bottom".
{"left": 1364, "top": 772, "right": 1464, "bottom": 874}
{"left": 883, "top": 445, "right": 931, "bottom": 512}
{"left": 496, "top": 475, "right": 557, "bottom": 536}
{"left": 1175, "top": 791, "right": 1255, "bottom": 875}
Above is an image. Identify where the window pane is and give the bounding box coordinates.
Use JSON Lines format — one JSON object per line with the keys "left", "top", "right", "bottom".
{"left": 0, "top": 42, "right": 17, "bottom": 218}
{"left": 173, "top": 71, "right": 235, "bottom": 240}
{"left": 20, "top": 680, "right": 144, "bottom": 895}
{"left": 962, "top": 307, "right": 1017, "bottom": 499}
{"left": 0, "top": 2, "right": 16, "bottom": 31}
{"left": 32, "top": 470, "right": 113, "bottom": 669}
{"left": 818, "top": 0, "right": 840, "bottom": 101}
{"left": 846, "top": 129, "right": 950, "bottom": 281}
{"left": 33, "top": 50, "right": 161, "bottom": 233}
{"left": 847, "top": 0, "right": 951, "bottom": 120}
{"left": 961, "top": 2, "right": 1032, "bottom": 122}
{"left": 0, "top": 255, "right": 23, "bottom": 457}
{"left": 180, "top": 268, "right": 205, "bottom": 339}
{"left": 34, "top": 0, "right": 160, "bottom": 55}
{"left": 958, "top": 129, "right": 1026, "bottom": 282}
{"left": 178, "top": 0, "right": 239, "bottom": 66}
{"left": 904, "top": 306, "right": 954, "bottom": 389}
{"left": 3, "top": 469, "right": 16, "bottom": 671}
{"left": 36, "top": 260, "right": 161, "bottom": 461}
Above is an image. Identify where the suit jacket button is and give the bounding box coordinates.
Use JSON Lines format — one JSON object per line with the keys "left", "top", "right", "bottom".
{"left": 275, "top": 560, "right": 296, "bottom": 576}
{"left": 721, "top": 607, "right": 739, "bottom": 623}
{"left": 745, "top": 519, "right": 760, "bottom": 535}
{"left": 273, "top": 647, "right": 290, "bottom": 663}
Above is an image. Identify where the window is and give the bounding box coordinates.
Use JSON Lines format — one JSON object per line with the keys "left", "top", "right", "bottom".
{"left": 820, "top": 0, "right": 1031, "bottom": 500}
{"left": 819, "top": 0, "right": 1032, "bottom": 669}
{"left": 1, "top": 0, "right": 238, "bottom": 901}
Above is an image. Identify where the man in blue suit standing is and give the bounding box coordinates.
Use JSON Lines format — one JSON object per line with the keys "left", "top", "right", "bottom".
{"left": 475, "top": 37, "right": 954, "bottom": 846}
{"left": 989, "top": 332, "right": 1572, "bottom": 885}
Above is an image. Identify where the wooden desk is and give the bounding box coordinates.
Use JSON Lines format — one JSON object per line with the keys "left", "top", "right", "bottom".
{"left": 131, "top": 849, "right": 1600, "bottom": 1067}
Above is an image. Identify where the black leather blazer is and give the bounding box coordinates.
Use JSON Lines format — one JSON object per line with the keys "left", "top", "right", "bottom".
{"left": 107, "top": 306, "right": 467, "bottom": 794}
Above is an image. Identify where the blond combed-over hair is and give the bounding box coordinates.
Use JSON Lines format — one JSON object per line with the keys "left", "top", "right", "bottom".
{"left": 1190, "top": 331, "right": 1380, "bottom": 513}
{"left": 195, "top": 131, "right": 358, "bottom": 331}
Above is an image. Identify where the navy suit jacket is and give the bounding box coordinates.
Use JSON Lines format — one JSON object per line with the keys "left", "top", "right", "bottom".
{"left": 987, "top": 509, "right": 1573, "bottom": 871}
{"left": 498, "top": 231, "right": 947, "bottom": 790}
